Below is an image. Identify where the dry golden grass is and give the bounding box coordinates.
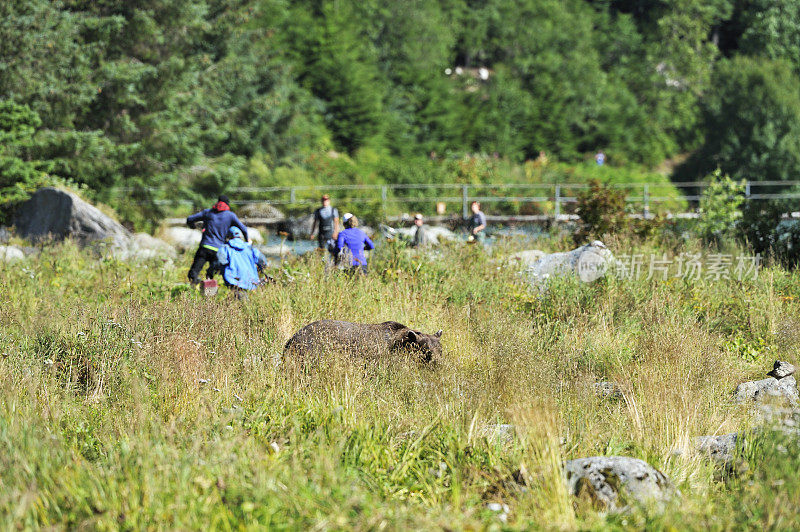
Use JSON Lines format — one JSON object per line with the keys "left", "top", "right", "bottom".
{"left": 0, "top": 237, "right": 799, "bottom": 529}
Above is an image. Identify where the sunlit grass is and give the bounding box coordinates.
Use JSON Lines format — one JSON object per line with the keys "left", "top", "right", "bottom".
{"left": 1, "top": 235, "right": 799, "bottom": 529}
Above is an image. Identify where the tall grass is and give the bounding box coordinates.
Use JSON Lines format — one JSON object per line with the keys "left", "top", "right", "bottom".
{"left": 1, "top": 235, "right": 799, "bottom": 529}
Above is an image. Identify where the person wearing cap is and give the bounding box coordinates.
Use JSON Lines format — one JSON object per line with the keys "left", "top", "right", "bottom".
{"left": 186, "top": 195, "right": 249, "bottom": 285}
{"left": 311, "top": 194, "right": 340, "bottom": 257}
{"left": 336, "top": 213, "right": 374, "bottom": 274}
{"left": 411, "top": 213, "right": 430, "bottom": 248}
{"left": 216, "top": 226, "right": 268, "bottom": 293}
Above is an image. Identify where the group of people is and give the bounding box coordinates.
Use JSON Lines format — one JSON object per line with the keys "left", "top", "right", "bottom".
{"left": 310, "top": 194, "right": 375, "bottom": 274}
{"left": 186, "top": 195, "right": 267, "bottom": 294}
{"left": 185, "top": 194, "right": 488, "bottom": 294}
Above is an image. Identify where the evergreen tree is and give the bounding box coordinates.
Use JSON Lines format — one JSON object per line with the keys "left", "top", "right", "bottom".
{"left": 287, "top": 0, "right": 386, "bottom": 154}
{"left": 677, "top": 56, "right": 800, "bottom": 183}
{"left": 0, "top": 101, "right": 46, "bottom": 213}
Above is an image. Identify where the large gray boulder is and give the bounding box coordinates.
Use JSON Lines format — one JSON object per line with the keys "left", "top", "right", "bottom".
{"left": 695, "top": 433, "right": 739, "bottom": 469}
{"left": 672, "top": 432, "right": 742, "bottom": 472}
{"left": 0, "top": 245, "right": 24, "bottom": 263}
{"left": 114, "top": 233, "right": 177, "bottom": 261}
{"left": 13, "top": 187, "right": 131, "bottom": 247}
{"left": 508, "top": 249, "right": 547, "bottom": 269}
{"left": 238, "top": 202, "right": 285, "bottom": 220}
{"left": 258, "top": 243, "right": 295, "bottom": 259}
{"left": 161, "top": 227, "right": 202, "bottom": 252}
{"left": 247, "top": 227, "right": 264, "bottom": 244}
{"left": 380, "top": 224, "right": 456, "bottom": 245}
{"left": 563, "top": 456, "right": 677, "bottom": 512}
{"left": 525, "top": 241, "right": 615, "bottom": 284}
{"left": 735, "top": 375, "right": 798, "bottom": 407}
{"left": 734, "top": 362, "right": 800, "bottom": 437}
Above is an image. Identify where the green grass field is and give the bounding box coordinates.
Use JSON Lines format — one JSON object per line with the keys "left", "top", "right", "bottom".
{"left": 2, "top": 235, "right": 799, "bottom": 530}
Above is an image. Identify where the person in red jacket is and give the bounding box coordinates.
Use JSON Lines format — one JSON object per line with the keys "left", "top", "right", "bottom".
{"left": 186, "top": 195, "right": 249, "bottom": 285}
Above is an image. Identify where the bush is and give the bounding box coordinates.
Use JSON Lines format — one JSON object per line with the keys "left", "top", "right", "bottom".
{"left": 737, "top": 197, "right": 800, "bottom": 266}
{"left": 574, "top": 179, "right": 628, "bottom": 243}
{"left": 696, "top": 169, "right": 745, "bottom": 244}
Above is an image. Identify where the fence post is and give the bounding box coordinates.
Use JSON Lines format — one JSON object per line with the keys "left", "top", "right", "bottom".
{"left": 381, "top": 185, "right": 387, "bottom": 218}
{"left": 554, "top": 185, "right": 561, "bottom": 219}
{"left": 289, "top": 187, "right": 296, "bottom": 204}
{"left": 643, "top": 184, "right": 650, "bottom": 219}
{"left": 462, "top": 185, "right": 469, "bottom": 218}
{"left": 745, "top": 181, "right": 751, "bottom": 199}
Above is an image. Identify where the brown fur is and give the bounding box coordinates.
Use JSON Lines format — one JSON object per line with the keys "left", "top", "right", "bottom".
{"left": 283, "top": 320, "right": 443, "bottom": 364}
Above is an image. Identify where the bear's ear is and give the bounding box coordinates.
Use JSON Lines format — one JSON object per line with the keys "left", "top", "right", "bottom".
{"left": 400, "top": 329, "right": 419, "bottom": 345}
{"left": 434, "top": 330, "right": 443, "bottom": 338}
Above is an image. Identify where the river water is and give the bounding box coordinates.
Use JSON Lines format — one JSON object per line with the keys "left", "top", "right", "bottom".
{"left": 260, "top": 223, "right": 552, "bottom": 258}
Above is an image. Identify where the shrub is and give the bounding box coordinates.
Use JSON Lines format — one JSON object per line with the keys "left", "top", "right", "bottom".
{"left": 696, "top": 169, "right": 745, "bottom": 244}
{"left": 574, "top": 179, "right": 628, "bottom": 243}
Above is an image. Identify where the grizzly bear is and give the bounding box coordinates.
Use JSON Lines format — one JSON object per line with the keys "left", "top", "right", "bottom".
{"left": 283, "top": 320, "right": 443, "bottom": 364}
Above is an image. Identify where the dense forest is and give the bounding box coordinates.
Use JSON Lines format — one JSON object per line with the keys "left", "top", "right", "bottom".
{"left": 3, "top": 0, "right": 800, "bottom": 225}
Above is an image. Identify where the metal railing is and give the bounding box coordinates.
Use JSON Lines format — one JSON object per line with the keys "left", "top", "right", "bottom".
{"left": 126, "top": 180, "right": 800, "bottom": 219}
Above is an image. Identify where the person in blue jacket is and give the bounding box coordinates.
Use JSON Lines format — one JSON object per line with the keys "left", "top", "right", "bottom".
{"left": 216, "top": 227, "right": 268, "bottom": 291}
{"left": 186, "top": 195, "right": 249, "bottom": 285}
{"left": 336, "top": 213, "right": 374, "bottom": 275}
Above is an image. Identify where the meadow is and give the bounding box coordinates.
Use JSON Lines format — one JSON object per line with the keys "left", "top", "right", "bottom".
{"left": 2, "top": 233, "right": 799, "bottom": 530}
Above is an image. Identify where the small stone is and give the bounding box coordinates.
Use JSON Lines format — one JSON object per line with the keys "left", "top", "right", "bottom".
{"left": 486, "top": 502, "right": 510, "bottom": 513}
{"left": 0, "top": 245, "right": 24, "bottom": 263}
{"left": 594, "top": 381, "right": 624, "bottom": 400}
{"left": 735, "top": 375, "right": 798, "bottom": 407}
{"left": 695, "top": 433, "right": 738, "bottom": 469}
{"left": 563, "top": 456, "right": 677, "bottom": 512}
{"left": 270, "top": 442, "right": 280, "bottom": 453}
{"left": 767, "top": 360, "right": 796, "bottom": 379}
{"left": 480, "top": 424, "right": 515, "bottom": 443}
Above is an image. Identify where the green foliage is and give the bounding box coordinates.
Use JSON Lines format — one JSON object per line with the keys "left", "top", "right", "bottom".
{"left": 738, "top": 0, "right": 800, "bottom": 72}
{"left": 287, "top": 1, "right": 386, "bottom": 154}
{"left": 739, "top": 198, "right": 788, "bottom": 255}
{"left": 4, "top": 0, "right": 800, "bottom": 227}
{"left": 677, "top": 56, "right": 800, "bottom": 183}
{"left": 697, "top": 169, "right": 745, "bottom": 243}
{"left": 0, "top": 101, "right": 47, "bottom": 215}
{"left": 739, "top": 196, "right": 800, "bottom": 267}
{"left": 575, "top": 179, "right": 629, "bottom": 243}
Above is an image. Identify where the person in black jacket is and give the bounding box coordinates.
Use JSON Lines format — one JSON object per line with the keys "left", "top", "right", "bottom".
{"left": 185, "top": 195, "right": 249, "bottom": 284}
